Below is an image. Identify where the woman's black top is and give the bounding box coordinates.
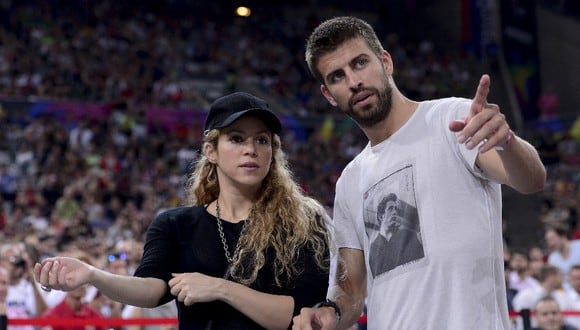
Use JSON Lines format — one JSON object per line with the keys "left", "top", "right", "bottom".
{"left": 134, "top": 206, "right": 330, "bottom": 329}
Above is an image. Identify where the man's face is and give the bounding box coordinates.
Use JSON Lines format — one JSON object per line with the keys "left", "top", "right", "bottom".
{"left": 550, "top": 270, "right": 563, "bottom": 290}
{"left": 0, "top": 245, "right": 26, "bottom": 283}
{"left": 379, "top": 200, "right": 398, "bottom": 236}
{"left": 0, "top": 268, "right": 8, "bottom": 302}
{"left": 509, "top": 253, "right": 528, "bottom": 273}
{"left": 65, "top": 286, "right": 87, "bottom": 312}
{"left": 569, "top": 269, "right": 580, "bottom": 292}
{"left": 318, "top": 37, "right": 394, "bottom": 128}
{"left": 535, "top": 300, "right": 563, "bottom": 330}
{"left": 544, "top": 230, "right": 563, "bottom": 252}
{"left": 385, "top": 200, "right": 398, "bottom": 225}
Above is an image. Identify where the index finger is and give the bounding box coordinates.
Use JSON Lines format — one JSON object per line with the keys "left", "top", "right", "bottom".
{"left": 168, "top": 273, "right": 182, "bottom": 287}
{"left": 472, "top": 74, "right": 491, "bottom": 113}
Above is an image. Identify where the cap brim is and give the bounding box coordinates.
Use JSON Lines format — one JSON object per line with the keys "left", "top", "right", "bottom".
{"left": 216, "top": 108, "right": 282, "bottom": 134}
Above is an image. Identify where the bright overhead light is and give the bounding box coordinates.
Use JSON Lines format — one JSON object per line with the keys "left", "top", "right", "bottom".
{"left": 236, "top": 6, "right": 251, "bottom": 17}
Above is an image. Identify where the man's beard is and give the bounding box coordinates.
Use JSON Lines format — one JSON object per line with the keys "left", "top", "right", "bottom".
{"left": 344, "top": 82, "right": 393, "bottom": 127}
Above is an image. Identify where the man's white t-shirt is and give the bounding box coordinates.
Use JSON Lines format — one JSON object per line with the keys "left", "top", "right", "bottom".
{"left": 333, "top": 97, "right": 509, "bottom": 329}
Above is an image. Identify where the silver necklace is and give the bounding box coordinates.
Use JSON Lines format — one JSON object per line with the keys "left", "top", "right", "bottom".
{"left": 215, "top": 200, "right": 248, "bottom": 264}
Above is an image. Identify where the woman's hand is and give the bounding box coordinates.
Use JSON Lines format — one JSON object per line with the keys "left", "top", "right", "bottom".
{"left": 33, "top": 257, "right": 93, "bottom": 292}
{"left": 168, "top": 272, "right": 224, "bottom": 306}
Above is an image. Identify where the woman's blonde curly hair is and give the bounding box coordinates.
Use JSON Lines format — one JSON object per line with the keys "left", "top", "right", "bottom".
{"left": 184, "top": 129, "right": 332, "bottom": 287}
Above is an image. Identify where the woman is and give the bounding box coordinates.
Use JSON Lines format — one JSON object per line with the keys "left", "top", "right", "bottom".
{"left": 34, "top": 92, "right": 333, "bottom": 329}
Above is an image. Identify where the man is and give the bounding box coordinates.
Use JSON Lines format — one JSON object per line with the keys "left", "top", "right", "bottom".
{"left": 532, "top": 296, "right": 578, "bottom": 330}
{"left": 292, "top": 16, "right": 546, "bottom": 329}
{"left": 563, "top": 265, "right": 580, "bottom": 328}
{"left": 41, "top": 285, "right": 106, "bottom": 330}
{"left": 1, "top": 266, "right": 8, "bottom": 330}
{"left": 369, "top": 193, "right": 422, "bottom": 276}
{"left": 545, "top": 225, "right": 580, "bottom": 280}
{"left": 509, "top": 248, "right": 541, "bottom": 292}
{"left": 513, "top": 265, "right": 574, "bottom": 314}
{"left": 504, "top": 260, "right": 519, "bottom": 312}
{"left": 0, "top": 242, "right": 47, "bottom": 330}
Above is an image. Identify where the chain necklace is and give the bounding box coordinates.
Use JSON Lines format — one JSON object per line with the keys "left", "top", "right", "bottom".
{"left": 215, "top": 200, "right": 248, "bottom": 264}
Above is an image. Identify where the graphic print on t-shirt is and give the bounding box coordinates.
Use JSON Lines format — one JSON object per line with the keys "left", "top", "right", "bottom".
{"left": 363, "top": 164, "right": 424, "bottom": 278}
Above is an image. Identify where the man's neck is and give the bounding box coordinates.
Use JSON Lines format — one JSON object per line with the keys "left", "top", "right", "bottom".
{"left": 559, "top": 241, "right": 570, "bottom": 258}
{"left": 364, "top": 98, "right": 419, "bottom": 146}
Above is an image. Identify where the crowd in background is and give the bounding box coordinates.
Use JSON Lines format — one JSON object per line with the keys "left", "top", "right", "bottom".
{"left": 0, "top": 0, "right": 579, "bottom": 329}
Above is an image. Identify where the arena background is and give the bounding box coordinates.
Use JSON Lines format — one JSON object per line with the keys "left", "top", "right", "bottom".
{"left": 0, "top": 0, "right": 579, "bottom": 326}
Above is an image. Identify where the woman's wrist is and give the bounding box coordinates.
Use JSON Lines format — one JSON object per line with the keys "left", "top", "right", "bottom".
{"left": 216, "top": 277, "right": 232, "bottom": 301}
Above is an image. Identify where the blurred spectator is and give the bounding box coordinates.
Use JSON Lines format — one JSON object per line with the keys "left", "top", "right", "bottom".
{"left": 40, "top": 285, "right": 106, "bottom": 330}
{"left": 0, "top": 266, "right": 7, "bottom": 330}
{"left": 513, "top": 265, "right": 574, "bottom": 313}
{"left": 545, "top": 225, "right": 580, "bottom": 280}
{"left": 532, "top": 295, "right": 578, "bottom": 330}
{"left": 530, "top": 245, "right": 548, "bottom": 281}
{"left": 537, "top": 86, "right": 560, "bottom": 120}
{"left": 0, "top": 242, "right": 47, "bottom": 330}
{"left": 533, "top": 127, "right": 562, "bottom": 168}
{"left": 509, "top": 248, "right": 541, "bottom": 292}
{"left": 505, "top": 260, "right": 519, "bottom": 312}
{"left": 564, "top": 265, "right": 580, "bottom": 328}
{"left": 68, "top": 120, "right": 94, "bottom": 153}
{"left": 112, "top": 238, "right": 143, "bottom": 276}
{"left": 0, "top": 164, "right": 17, "bottom": 209}
{"left": 52, "top": 185, "right": 81, "bottom": 227}
{"left": 569, "top": 266, "right": 580, "bottom": 300}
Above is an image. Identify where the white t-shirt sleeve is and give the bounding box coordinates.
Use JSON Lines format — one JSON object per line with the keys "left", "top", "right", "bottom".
{"left": 333, "top": 173, "right": 363, "bottom": 250}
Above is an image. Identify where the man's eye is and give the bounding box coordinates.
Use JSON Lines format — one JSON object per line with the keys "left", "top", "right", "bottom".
{"left": 329, "top": 72, "right": 344, "bottom": 84}
{"left": 355, "top": 58, "right": 368, "bottom": 68}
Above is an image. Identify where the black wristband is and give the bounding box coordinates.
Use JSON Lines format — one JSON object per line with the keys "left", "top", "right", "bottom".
{"left": 0, "top": 315, "right": 7, "bottom": 330}
{"left": 313, "top": 299, "right": 341, "bottom": 321}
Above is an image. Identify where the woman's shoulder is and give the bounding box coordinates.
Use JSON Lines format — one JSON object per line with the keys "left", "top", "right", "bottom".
{"left": 152, "top": 205, "right": 210, "bottom": 225}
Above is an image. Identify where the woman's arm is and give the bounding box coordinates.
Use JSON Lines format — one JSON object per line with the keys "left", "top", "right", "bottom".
{"left": 169, "top": 272, "right": 294, "bottom": 330}
{"left": 34, "top": 257, "right": 167, "bottom": 308}
{"left": 219, "top": 280, "right": 295, "bottom": 330}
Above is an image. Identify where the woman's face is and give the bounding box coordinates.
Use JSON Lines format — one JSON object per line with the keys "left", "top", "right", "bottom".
{"left": 208, "top": 115, "right": 273, "bottom": 191}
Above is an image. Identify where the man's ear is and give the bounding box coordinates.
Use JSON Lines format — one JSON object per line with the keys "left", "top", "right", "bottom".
{"left": 382, "top": 50, "right": 393, "bottom": 75}
{"left": 321, "top": 84, "right": 338, "bottom": 107}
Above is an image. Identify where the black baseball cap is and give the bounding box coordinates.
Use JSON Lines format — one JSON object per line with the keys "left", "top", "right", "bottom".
{"left": 203, "top": 92, "right": 282, "bottom": 134}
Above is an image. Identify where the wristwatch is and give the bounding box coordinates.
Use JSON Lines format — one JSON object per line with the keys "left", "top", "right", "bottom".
{"left": 313, "top": 299, "right": 341, "bottom": 322}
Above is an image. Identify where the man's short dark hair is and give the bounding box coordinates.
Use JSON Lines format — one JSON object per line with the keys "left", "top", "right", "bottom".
{"left": 305, "top": 16, "right": 384, "bottom": 84}
{"left": 377, "top": 193, "right": 398, "bottom": 217}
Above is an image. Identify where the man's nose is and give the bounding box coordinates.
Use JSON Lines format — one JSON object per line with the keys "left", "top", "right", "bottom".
{"left": 345, "top": 69, "right": 363, "bottom": 90}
